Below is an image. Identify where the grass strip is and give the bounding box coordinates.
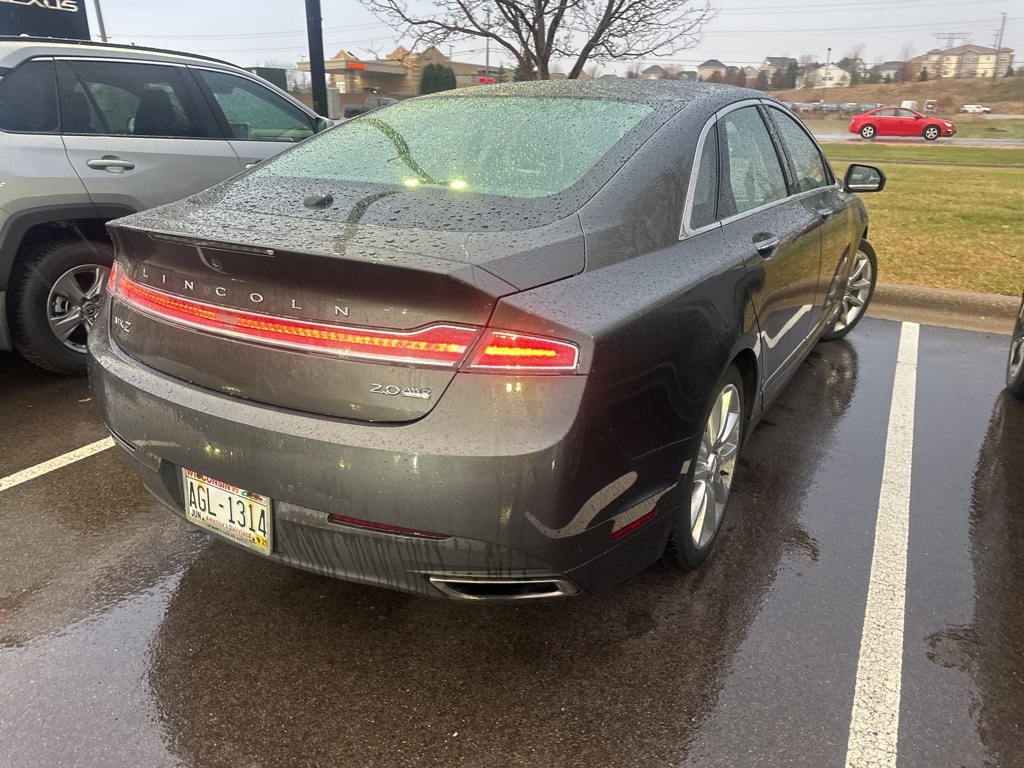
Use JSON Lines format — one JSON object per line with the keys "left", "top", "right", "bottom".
{"left": 821, "top": 148, "right": 1022, "bottom": 296}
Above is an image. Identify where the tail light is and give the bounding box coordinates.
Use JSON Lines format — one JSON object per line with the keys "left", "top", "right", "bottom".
{"left": 110, "top": 266, "right": 580, "bottom": 373}
{"left": 464, "top": 330, "right": 579, "bottom": 373}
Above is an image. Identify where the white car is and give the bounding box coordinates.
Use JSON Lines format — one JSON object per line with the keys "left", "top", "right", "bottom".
{"left": 960, "top": 104, "right": 992, "bottom": 114}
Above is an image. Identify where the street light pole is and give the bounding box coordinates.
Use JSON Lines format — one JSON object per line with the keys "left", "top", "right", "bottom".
{"left": 305, "top": 0, "right": 328, "bottom": 117}
{"left": 92, "top": 0, "right": 107, "bottom": 43}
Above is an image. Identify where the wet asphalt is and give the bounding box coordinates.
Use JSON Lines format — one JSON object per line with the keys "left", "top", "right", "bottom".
{"left": 1, "top": 317, "right": 1022, "bottom": 768}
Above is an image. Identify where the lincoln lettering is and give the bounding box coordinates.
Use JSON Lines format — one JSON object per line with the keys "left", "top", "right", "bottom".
{"left": 135, "top": 268, "right": 349, "bottom": 318}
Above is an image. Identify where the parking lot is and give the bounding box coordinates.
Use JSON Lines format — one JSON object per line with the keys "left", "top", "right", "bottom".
{"left": 1, "top": 315, "right": 1021, "bottom": 767}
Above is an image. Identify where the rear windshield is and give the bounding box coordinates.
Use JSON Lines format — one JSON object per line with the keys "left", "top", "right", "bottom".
{"left": 253, "top": 96, "right": 654, "bottom": 199}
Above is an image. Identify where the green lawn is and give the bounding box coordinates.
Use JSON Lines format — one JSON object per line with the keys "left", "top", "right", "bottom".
{"left": 822, "top": 146, "right": 1023, "bottom": 296}
{"left": 821, "top": 143, "right": 1024, "bottom": 166}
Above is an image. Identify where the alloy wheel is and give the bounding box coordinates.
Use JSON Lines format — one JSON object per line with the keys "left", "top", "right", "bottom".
{"left": 833, "top": 250, "right": 873, "bottom": 333}
{"left": 924, "top": 126, "right": 940, "bottom": 140}
{"left": 690, "top": 383, "right": 741, "bottom": 549}
{"left": 47, "top": 264, "right": 110, "bottom": 353}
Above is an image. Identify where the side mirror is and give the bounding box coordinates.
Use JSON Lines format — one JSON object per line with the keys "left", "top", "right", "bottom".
{"left": 314, "top": 116, "right": 333, "bottom": 133}
{"left": 844, "top": 164, "right": 886, "bottom": 193}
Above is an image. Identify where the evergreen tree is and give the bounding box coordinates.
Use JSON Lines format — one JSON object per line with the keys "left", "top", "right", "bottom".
{"left": 419, "top": 63, "right": 440, "bottom": 94}
{"left": 770, "top": 69, "right": 787, "bottom": 90}
{"left": 785, "top": 60, "right": 799, "bottom": 89}
{"left": 883, "top": 73, "right": 893, "bottom": 84}
{"left": 439, "top": 65, "right": 457, "bottom": 90}
{"left": 755, "top": 70, "right": 770, "bottom": 91}
{"left": 1006, "top": 66, "right": 1015, "bottom": 77}
{"left": 919, "top": 67, "right": 929, "bottom": 82}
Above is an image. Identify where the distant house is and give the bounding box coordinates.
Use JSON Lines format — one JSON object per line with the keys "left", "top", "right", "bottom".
{"left": 802, "top": 63, "right": 852, "bottom": 88}
{"left": 680, "top": 70, "right": 698, "bottom": 82}
{"left": 879, "top": 61, "right": 905, "bottom": 80}
{"left": 760, "top": 56, "right": 795, "bottom": 77}
{"left": 641, "top": 65, "right": 668, "bottom": 80}
{"left": 697, "top": 59, "right": 727, "bottom": 80}
{"left": 921, "top": 45, "right": 1014, "bottom": 78}
{"left": 742, "top": 66, "right": 761, "bottom": 82}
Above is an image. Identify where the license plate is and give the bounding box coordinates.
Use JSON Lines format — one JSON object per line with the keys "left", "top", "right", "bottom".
{"left": 181, "top": 469, "right": 272, "bottom": 555}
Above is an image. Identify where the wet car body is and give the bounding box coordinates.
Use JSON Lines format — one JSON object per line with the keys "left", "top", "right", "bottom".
{"left": 90, "top": 81, "right": 876, "bottom": 600}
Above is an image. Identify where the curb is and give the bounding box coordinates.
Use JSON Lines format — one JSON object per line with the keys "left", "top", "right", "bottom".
{"left": 868, "top": 282, "right": 1020, "bottom": 334}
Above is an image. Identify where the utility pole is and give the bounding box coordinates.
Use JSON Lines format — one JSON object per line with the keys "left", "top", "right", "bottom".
{"left": 994, "top": 12, "right": 1007, "bottom": 78}
{"left": 305, "top": 0, "right": 328, "bottom": 117}
{"left": 822, "top": 46, "right": 831, "bottom": 97}
{"left": 92, "top": 0, "right": 107, "bottom": 43}
{"left": 485, "top": 8, "right": 491, "bottom": 80}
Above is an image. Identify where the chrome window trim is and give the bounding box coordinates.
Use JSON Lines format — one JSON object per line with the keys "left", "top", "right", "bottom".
{"left": 53, "top": 56, "right": 188, "bottom": 68}
{"left": 680, "top": 98, "right": 840, "bottom": 240}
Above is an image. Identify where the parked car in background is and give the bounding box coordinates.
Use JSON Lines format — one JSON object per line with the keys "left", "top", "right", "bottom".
{"left": 924, "top": 99, "right": 937, "bottom": 113}
{"left": 0, "top": 36, "right": 330, "bottom": 374}
{"left": 91, "top": 80, "right": 886, "bottom": 601}
{"left": 1008, "top": 293, "right": 1024, "bottom": 401}
{"left": 960, "top": 104, "right": 992, "bottom": 114}
{"left": 840, "top": 102, "right": 859, "bottom": 113}
{"left": 342, "top": 95, "right": 398, "bottom": 119}
{"left": 849, "top": 106, "right": 956, "bottom": 140}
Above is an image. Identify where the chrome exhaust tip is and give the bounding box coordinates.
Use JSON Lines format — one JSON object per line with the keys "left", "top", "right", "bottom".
{"left": 428, "top": 576, "right": 579, "bottom": 601}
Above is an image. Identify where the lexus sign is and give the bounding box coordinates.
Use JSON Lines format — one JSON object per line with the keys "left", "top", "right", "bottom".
{"left": 0, "top": 0, "right": 91, "bottom": 41}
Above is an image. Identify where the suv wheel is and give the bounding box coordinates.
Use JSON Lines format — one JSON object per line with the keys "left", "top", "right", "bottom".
{"left": 12, "top": 239, "right": 113, "bottom": 375}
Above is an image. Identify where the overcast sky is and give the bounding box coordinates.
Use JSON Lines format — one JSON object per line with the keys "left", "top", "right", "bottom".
{"left": 92, "top": 0, "right": 1018, "bottom": 73}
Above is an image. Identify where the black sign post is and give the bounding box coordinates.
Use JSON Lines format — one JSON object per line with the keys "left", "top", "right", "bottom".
{"left": 305, "top": 0, "right": 328, "bottom": 117}
{"left": 0, "top": 0, "right": 91, "bottom": 40}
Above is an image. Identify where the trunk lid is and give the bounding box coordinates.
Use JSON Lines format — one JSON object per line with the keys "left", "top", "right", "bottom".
{"left": 106, "top": 206, "right": 584, "bottom": 422}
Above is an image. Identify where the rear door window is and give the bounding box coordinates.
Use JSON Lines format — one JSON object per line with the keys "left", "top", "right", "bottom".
{"left": 194, "top": 69, "right": 315, "bottom": 142}
{"left": 767, "top": 107, "right": 831, "bottom": 192}
{"left": 717, "top": 106, "right": 788, "bottom": 217}
{"left": 56, "top": 60, "right": 216, "bottom": 138}
{"left": 0, "top": 60, "right": 58, "bottom": 133}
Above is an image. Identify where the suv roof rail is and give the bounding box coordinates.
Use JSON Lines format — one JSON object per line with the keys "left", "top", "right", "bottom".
{"left": 0, "top": 35, "right": 236, "bottom": 69}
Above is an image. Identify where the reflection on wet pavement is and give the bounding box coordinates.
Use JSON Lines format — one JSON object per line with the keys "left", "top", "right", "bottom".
{"left": 1, "top": 322, "right": 1023, "bottom": 767}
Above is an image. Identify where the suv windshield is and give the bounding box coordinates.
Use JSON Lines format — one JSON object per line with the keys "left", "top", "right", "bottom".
{"left": 254, "top": 96, "right": 653, "bottom": 199}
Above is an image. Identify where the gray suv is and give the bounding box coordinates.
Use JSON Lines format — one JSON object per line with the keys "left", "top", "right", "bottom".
{"left": 0, "top": 37, "right": 329, "bottom": 374}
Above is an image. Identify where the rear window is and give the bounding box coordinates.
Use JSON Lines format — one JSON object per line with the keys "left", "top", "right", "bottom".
{"left": 253, "top": 96, "right": 653, "bottom": 199}
{"left": 0, "top": 60, "right": 58, "bottom": 133}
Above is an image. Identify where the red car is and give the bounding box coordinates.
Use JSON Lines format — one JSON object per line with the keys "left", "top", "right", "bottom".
{"left": 848, "top": 106, "right": 956, "bottom": 141}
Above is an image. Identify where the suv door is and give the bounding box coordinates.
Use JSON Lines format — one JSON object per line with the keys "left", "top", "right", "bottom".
{"left": 0, "top": 58, "right": 88, "bottom": 224}
{"left": 714, "top": 105, "right": 822, "bottom": 392}
{"left": 56, "top": 58, "right": 244, "bottom": 212}
{"left": 191, "top": 68, "right": 318, "bottom": 169}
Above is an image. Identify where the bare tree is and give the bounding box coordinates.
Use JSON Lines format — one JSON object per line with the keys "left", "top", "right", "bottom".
{"left": 261, "top": 60, "right": 312, "bottom": 92}
{"left": 358, "top": 0, "right": 715, "bottom": 80}
{"left": 896, "top": 41, "right": 915, "bottom": 83}
{"left": 586, "top": 63, "right": 603, "bottom": 79}
{"left": 624, "top": 63, "right": 642, "bottom": 79}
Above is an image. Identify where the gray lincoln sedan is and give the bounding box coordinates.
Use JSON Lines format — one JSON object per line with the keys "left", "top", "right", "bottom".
{"left": 90, "top": 80, "right": 884, "bottom": 601}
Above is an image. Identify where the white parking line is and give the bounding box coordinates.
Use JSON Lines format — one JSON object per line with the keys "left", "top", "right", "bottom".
{"left": 845, "top": 321, "right": 919, "bottom": 768}
{"left": 0, "top": 437, "right": 114, "bottom": 494}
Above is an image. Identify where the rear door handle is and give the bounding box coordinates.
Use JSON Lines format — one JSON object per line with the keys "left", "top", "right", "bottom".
{"left": 753, "top": 236, "right": 781, "bottom": 258}
{"left": 817, "top": 207, "right": 834, "bottom": 218}
{"left": 87, "top": 157, "right": 136, "bottom": 171}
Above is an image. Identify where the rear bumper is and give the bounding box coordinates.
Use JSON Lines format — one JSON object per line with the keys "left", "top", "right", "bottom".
{"left": 89, "top": 318, "right": 678, "bottom": 600}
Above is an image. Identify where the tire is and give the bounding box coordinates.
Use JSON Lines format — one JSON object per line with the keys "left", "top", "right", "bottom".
{"left": 859, "top": 124, "right": 876, "bottom": 139}
{"left": 923, "top": 125, "right": 941, "bottom": 141}
{"left": 11, "top": 238, "right": 114, "bottom": 375}
{"left": 663, "top": 365, "right": 746, "bottom": 570}
{"left": 1007, "top": 297, "right": 1024, "bottom": 401}
{"left": 820, "top": 241, "right": 877, "bottom": 342}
